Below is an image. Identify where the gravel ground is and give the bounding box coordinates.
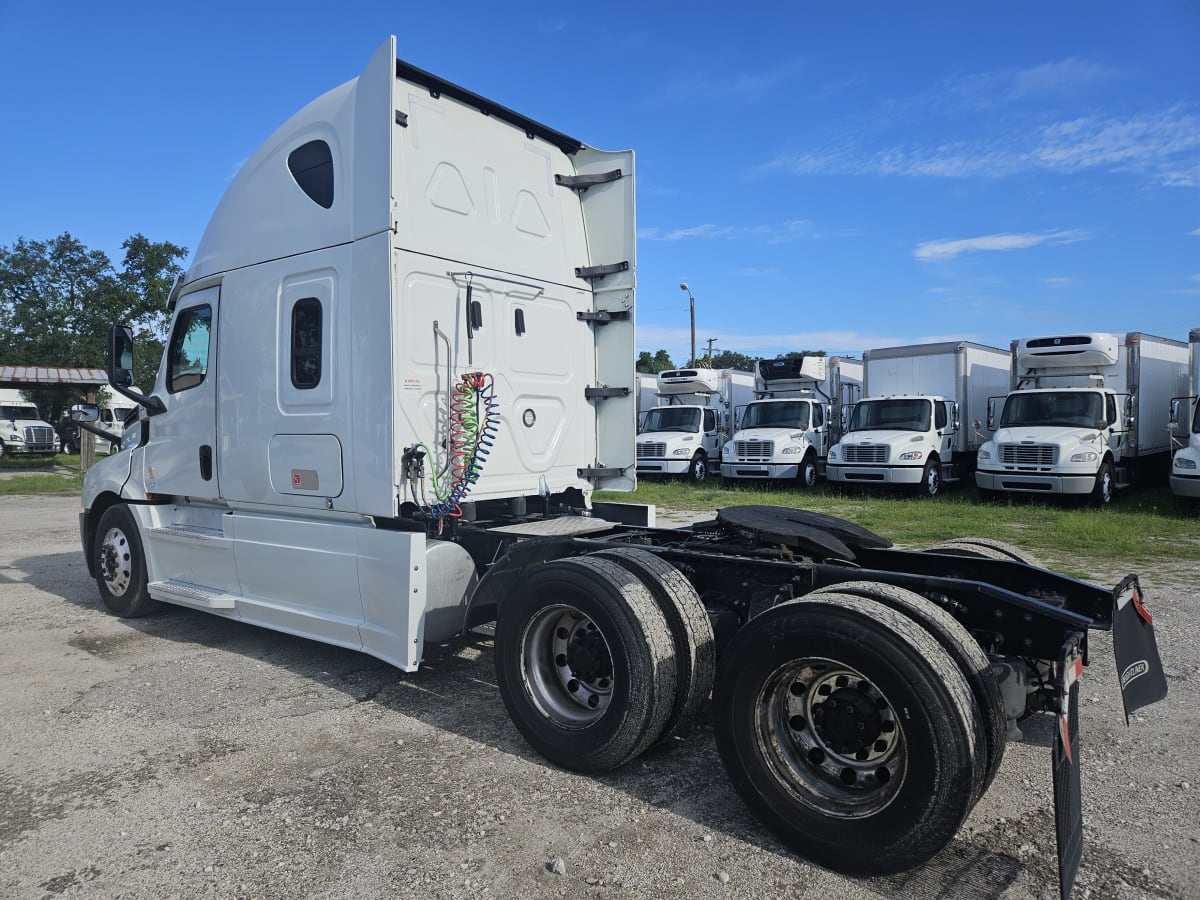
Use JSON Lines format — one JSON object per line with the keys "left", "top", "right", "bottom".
{"left": 1, "top": 494, "right": 1197, "bottom": 900}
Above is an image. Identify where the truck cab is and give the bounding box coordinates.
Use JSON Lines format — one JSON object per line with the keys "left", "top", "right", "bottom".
{"left": 636, "top": 369, "right": 727, "bottom": 482}
{"left": 0, "top": 392, "right": 58, "bottom": 457}
{"left": 827, "top": 395, "right": 956, "bottom": 495}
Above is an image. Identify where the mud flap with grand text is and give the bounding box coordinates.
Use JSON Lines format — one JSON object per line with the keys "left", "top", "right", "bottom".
{"left": 1111, "top": 575, "right": 1167, "bottom": 723}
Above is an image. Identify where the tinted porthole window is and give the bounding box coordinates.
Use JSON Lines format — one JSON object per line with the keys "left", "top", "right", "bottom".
{"left": 291, "top": 298, "right": 322, "bottom": 389}
{"left": 287, "top": 140, "right": 334, "bottom": 209}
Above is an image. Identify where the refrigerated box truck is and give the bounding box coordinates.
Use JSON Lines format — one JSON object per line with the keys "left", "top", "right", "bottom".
{"left": 1167, "top": 328, "right": 1200, "bottom": 506}
{"left": 826, "top": 341, "right": 1010, "bottom": 496}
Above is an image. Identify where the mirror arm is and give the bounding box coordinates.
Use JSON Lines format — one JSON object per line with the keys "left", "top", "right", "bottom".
{"left": 75, "top": 420, "right": 115, "bottom": 441}
{"left": 110, "top": 383, "right": 166, "bottom": 416}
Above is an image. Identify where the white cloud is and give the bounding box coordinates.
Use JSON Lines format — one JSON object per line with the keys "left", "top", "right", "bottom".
{"left": 639, "top": 220, "right": 818, "bottom": 243}
{"left": 914, "top": 230, "right": 1090, "bottom": 262}
{"left": 644, "top": 61, "right": 804, "bottom": 106}
{"left": 1042, "top": 276, "right": 1074, "bottom": 288}
{"left": 1189, "top": 228, "right": 1200, "bottom": 237}
{"left": 636, "top": 325, "right": 983, "bottom": 361}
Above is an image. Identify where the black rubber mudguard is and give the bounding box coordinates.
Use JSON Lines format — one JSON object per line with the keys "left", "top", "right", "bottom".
{"left": 1052, "top": 641, "right": 1084, "bottom": 900}
{"left": 1110, "top": 575, "right": 1168, "bottom": 722}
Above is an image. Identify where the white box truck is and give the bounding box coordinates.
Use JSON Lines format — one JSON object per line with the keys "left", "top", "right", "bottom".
{"left": 826, "top": 342, "right": 1010, "bottom": 496}
{"left": 71, "top": 38, "right": 1165, "bottom": 898}
{"left": 976, "top": 332, "right": 1189, "bottom": 504}
{"left": 635, "top": 367, "right": 753, "bottom": 482}
{"left": 0, "top": 388, "right": 59, "bottom": 457}
{"left": 720, "top": 355, "right": 863, "bottom": 487}
{"left": 1167, "top": 328, "right": 1200, "bottom": 506}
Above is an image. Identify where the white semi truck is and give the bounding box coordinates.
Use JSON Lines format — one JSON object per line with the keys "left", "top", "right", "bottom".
{"left": 0, "top": 389, "right": 59, "bottom": 457}
{"left": 826, "top": 342, "right": 1010, "bottom": 496}
{"left": 977, "top": 332, "right": 1189, "bottom": 505}
{"left": 1167, "top": 328, "right": 1200, "bottom": 507}
{"left": 720, "top": 355, "right": 862, "bottom": 487}
{"left": 635, "top": 368, "right": 753, "bottom": 483}
{"left": 71, "top": 38, "right": 1164, "bottom": 898}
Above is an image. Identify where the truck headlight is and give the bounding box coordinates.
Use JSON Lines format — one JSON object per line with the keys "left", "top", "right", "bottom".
{"left": 1070, "top": 451, "right": 1099, "bottom": 463}
{"left": 722, "top": 444, "right": 732, "bottom": 457}
{"left": 979, "top": 448, "right": 991, "bottom": 461}
{"left": 1176, "top": 456, "right": 1198, "bottom": 470}
{"left": 9, "top": 433, "right": 23, "bottom": 443}
{"left": 898, "top": 450, "right": 923, "bottom": 461}
{"left": 828, "top": 447, "right": 839, "bottom": 460}
{"left": 781, "top": 445, "right": 803, "bottom": 455}
{"left": 672, "top": 447, "right": 691, "bottom": 456}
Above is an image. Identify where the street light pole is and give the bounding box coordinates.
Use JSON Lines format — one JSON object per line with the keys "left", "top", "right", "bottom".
{"left": 680, "top": 282, "right": 696, "bottom": 366}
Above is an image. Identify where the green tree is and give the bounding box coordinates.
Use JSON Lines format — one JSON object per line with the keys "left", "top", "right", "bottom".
{"left": 0, "top": 232, "right": 187, "bottom": 422}
{"left": 708, "top": 350, "right": 757, "bottom": 371}
{"left": 780, "top": 349, "right": 827, "bottom": 358}
{"left": 636, "top": 349, "right": 676, "bottom": 373}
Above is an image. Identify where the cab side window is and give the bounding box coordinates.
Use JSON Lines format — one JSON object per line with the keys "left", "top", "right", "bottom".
{"left": 812, "top": 404, "right": 824, "bottom": 428}
{"left": 935, "top": 402, "right": 948, "bottom": 430}
{"left": 1106, "top": 395, "right": 1117, "bottom": 427}
{"left": 167, "top": 305, "right": 212, "bottom": 393}
{"left": 703, "top": 409, "right": 716, "bottom": 433}
{"left": 290, "top": 298, "right": 322, "bottom": 389}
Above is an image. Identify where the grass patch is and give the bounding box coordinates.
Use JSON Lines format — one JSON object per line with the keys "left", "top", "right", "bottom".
{"left": 0, "top": 472, "right": 83, "bottom": 495}
{"left": 595, "top": 480, "right": 1200, "bottom": 568}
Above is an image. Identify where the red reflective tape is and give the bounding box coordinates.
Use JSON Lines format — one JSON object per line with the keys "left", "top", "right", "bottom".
{"left": 1059, "top": 714, "right": 1073, "bottom": 763}
{"left": 1131, "top": 590, "right": 1153, "bottom": 625}
{"left": 1073, "top": 657, "right": 1083, "bottom": 680}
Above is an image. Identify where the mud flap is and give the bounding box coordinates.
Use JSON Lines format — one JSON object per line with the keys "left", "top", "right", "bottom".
{"left": 1052, "top": 642, "right": 1083, "bottom": 900}
{"left": 1111, "top": 575, "right": 1168, "bottom": 723}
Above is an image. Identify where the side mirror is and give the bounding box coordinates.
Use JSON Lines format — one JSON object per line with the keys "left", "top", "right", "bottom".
{"left": 986, "top": 397, "right": 1000, "bottom": 432}
{"left": 1095, "top": 419, "right": 1109, "bottom": 431}
{"left": 69, "top": 403, "right": 99, "bottom": 424}
{"left": 108, "top": 325, "right": 135, "bottom": 387}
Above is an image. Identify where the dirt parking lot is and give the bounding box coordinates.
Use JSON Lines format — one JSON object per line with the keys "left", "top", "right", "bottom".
{"left": 1, "top": 494, "right": 1197, "bottom": 899}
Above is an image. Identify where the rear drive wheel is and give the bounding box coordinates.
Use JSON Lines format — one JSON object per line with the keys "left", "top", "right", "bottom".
{"left": 1091, "top": 459, "right": 1115, "bottom": 506}
{"left": 712, "top": 592, "right": 978, "bottom": 875}
{"left": 808, "top": 581, "right": 1005, "bottom": 801}
{"left": 494, "top": 556, "right": 677, "bottom": 772}
{"left": 686, "top": 452, "right": 708, "bottom": 484}
{"left": 591, "top": 547, "right": 715, "bottom": 744}
{"left": 919, "top": 458, "right": 942, "bottom": 497}
{"left": 797, "top": 451, "right": 819, "bottom": 489}
{"left": 93, "top": 504, "right": 160, "bottom": 617}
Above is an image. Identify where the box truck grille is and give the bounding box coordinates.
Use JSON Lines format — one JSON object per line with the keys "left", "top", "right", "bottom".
{"left": 999, "top": 443, "right": 1058, "bottom": 466}
{"left": 637, "top": 442, "right": 666, "bottom": 458}
{"left": 23, "top": 426, "right": 54, "bottom": 448}
{"left": 844, "top": 445, "right": 888, "bottom": 463}
{"left": 733, "top": 440, "right": 773, "bottom": 460}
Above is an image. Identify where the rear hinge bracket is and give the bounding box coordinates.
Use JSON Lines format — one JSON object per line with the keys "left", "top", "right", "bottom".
{"left": 395, "top": 110, "right": 409, "bottom": 127}
{"left": 576, "top": 309, "right": 631, "bottom": 324}
{"left": 575, "top": 261, "right": 629, "bottom": 280}
{"left": 578, "top": 466, "right": 625, "bottom": 479}
{"left": 584, "top": 386, "right": 630, "bottom": 400}
{"left": 556, "top": 169, "right": 622, "bottom": 192}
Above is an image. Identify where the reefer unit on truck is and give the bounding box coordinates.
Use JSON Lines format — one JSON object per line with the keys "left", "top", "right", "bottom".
{"left": 977, "top": 332, "right": 1189, "bottom": 504}
{"left": 71, "top": 39, "right": 1165, "bottom": 900}
{"left": 636, "top": 368, "right": 753, "bottom": 483}
{"left": 720, "top": 355, "right": 863, "bottom": 487}
{"left": 1168, "top": 328, "right": 1200, "bottom": 505}
{"left": 826, "top": 341, "right": 1010, "bottom": 496}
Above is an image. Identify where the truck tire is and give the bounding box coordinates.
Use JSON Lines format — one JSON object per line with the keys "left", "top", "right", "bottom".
{"left": 93, "top": 504, "right": 161, "bottom": 618}
{"left": 1091, "top": 459, "right": 1114, "bottom": 506}
{"left": 919, "top": 458, "right": 942, "bottom": 497}
{"left": 925, "top": 538, "right": 1042, "bottom": 568}
{"left": 808, "top": 581, "right": 1004, "bottom": 801}
{"left": 686, "top": 452, "right": 708, "bottom": 484}
{"left": 797, "top": 451, "right": 819, "bottom": 489}
{"left": 712, "top": 592, "right": 977, "bottom": 875}
{"left": 494, "top": 556, "right": 677, "bottom": 772}
{"left": 61, "top": 436, "right": 75, "bottom": 455}
{"left": 591, "top": 547, "right": 715, "bottom": 745}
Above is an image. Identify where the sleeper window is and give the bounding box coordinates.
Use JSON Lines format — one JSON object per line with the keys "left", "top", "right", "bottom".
{"left": 291, "top": 298, "right": 323, "bottom": 389}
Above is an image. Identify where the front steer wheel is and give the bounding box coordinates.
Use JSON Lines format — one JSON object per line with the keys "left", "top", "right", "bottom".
{"left": 494, "top": 556, "right": 678, "bottom": 772}
{"left": 93, "top": 504, "right": 160, "bottom": 618}
{"left": 712, "top": 592, "right": 978, "bottom": 875}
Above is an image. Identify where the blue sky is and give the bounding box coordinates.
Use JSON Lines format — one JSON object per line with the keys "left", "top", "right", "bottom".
{"left": 2, "top": 1, "right": 1197, "bottom": 364}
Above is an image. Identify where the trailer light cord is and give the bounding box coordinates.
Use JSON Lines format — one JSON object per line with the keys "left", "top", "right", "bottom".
{"left": 422, "top": 372, "right": 499, "bottom": 527}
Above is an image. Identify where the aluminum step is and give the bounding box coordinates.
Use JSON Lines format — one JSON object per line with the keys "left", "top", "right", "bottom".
{"left": 148, "top": 579, "right": 238, "bottom": 610}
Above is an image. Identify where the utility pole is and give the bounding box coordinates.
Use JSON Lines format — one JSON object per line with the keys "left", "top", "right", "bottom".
{"left": 705, "top": 337, "right": 719, "bottom": 361}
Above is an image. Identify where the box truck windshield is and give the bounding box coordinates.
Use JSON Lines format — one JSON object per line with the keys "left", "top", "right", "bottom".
{"left": 741, "top": 400, "right": 809, "bottom": 429}
{"left": 1001, "top": 391, "right": 1105, "bottom": 428}
{"left": 849, "top": 398, "right": 930, "bottom": 432}
{"left": 641, "top": 407, "right": 701, "bottom": 433}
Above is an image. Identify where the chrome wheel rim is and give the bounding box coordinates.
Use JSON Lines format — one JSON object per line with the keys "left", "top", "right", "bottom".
{"left": 99, "top": 526, "right": 133, "bottom": 597}
{"left": 755, "top": 657, "right": 907, "bottom": 818}
{"left": 520, "top": 604, "right": 614, "bottom": 727}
